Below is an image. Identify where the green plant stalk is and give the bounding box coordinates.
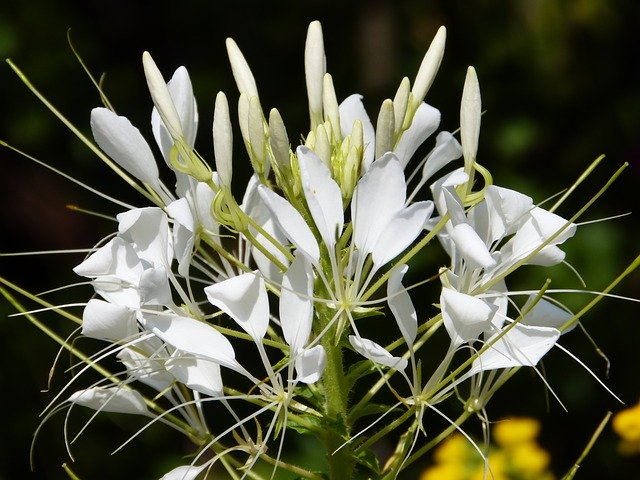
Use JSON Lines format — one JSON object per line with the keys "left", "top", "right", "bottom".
{"left": 316, "top": 302, "right": 353, "bottom": 479}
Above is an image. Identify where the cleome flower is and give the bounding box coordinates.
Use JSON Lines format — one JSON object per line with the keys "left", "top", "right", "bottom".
{"left": 1, "top": 17, "right": 637, "bottom": 480}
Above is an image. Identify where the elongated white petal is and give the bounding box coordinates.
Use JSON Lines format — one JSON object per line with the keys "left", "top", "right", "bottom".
{"left": 393, "top": 102, "right": 440, "bottom": 168}
{"left": 204, "top": 272, "right": 269, "bottom": 341}
{"left": 280, "top": 255, "right": 314, "bottom": 352}
{"left": 352, "top": 153, "right": 405, "bottom": 257}
{"left": 159, "top": 463, "right": 207, "bottom": 480}
{"left": 82, "top": 299, "right": 137, "bottom": 341}
{"left": 297, "top": 146, "right": 344, "bottom": 250}
{"left": 167, "top": 197, "right": 195, "bottom": 277}
{"left": 469, "top": 324, "right": 560, "bottom": 375}
{"left": 213, "top": 91, "right": 233, "bottom": 187}
{"left": 91, "top": 108, "right": 160, "bottom": 188}
{"left": 411, "top": 26, "right": 446, "bottom": 105}
{"left": 69, "top": 387, "right": 150, "bottom": 416}
{"left": 441, "top": 288, "right": 497, "bottom": 345}
{"left": 371, "top": 200, "right": 433, "bottom": 268}
{"left": 295, "top": 345, "right": 327, "bottom": 384}
{"left": 387, "top": 265, "right": 417, "bottom": 346}
{"left": 450, "top": 223, "right": 496, "bottom": 269}
{"left": 349, "top": 336, "right": 407, "bottom": 371}
{"left": 166, "top": 352, "right": 223, "bottom": 397}
{"left": 460, "top": 66, "right": 481, "bottom": 167}
{"left": 257, "top": 185, "right": 320, "bottom": 264}
{"left": 143, "top": 313, "right": 238, "bottom": 371}
{"left": 339, "top": 94, "right": 375, "bottom": 170}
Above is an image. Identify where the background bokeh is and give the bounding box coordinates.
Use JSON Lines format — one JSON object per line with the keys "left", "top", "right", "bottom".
{"left": 0, "top": 0, "right": 638, "bottom": 479}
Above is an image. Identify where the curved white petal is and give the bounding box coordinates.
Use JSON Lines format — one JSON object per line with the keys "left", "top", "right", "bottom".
{"left": 204, "top": 272, "right": 269, "bottom": 341}
{"left": 138, "top": 266, "right": 172, "bottom": 306}
{"left": 143, "top": 313, "right": 238, "bottom": 371}
{"left": 352, "top": 153, "right": 405, "bottom": 257}
{"left": 421, "top": 131, "right": 462, "bottom": 185}
{"left": 450, "top": 223, "right": 496, "bottom": 269}
{"left": 441, "top": 288, "right": 497, "bottom": 345}
{"left": 394, "top": 102, "right": 440, "bottom": 168}
{"left": 257, "top": 185, "right": 320, "bottom": 264}
{"left": 69, "top": 387, "right": 150, "bottom": 416}
{"left": 280, "top": 255, "right": 314, "bottom": 352}
{"left": 387, "top": 265, "right": 417, "bottom": 346}
{"left": 522, "top": 296, "right": 575, "bottom": 332}
{"left": 371, "top": 200, "right": 433, "bottom": 268}
{"left": 82, "top": 299, "right": 137, "bottom": 341}
{"left": 295, "top": 345, "right": 327, "bottom": 384}
{"left": 91, "top": 108, "right": 160, "bottom": 188}
{"left": 166, "top": 352, "right": 223, "bottom": 397}
{"left": 469, "top": 324, "right": 560, "bottom": 375}
{"left": 339, "top": 94, "right": 375, "bottom": 170}
{"left": 117, "top": 207, "right": 173, "bottom": 268}
{"left": 117, "top": 347, "right": 173, "bottom": 392}
{"left": 297, "top": 146, "right": 344, "bottom": 250}
{"left": 159, "top": 463, "right": 207, "bottom": 480}
{"left": 349, "top": 336, "right": 408, "bottom": 371}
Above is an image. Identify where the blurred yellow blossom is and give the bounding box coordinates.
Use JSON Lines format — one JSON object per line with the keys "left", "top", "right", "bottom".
{"left": 612, "top": 400, "right": 640, "bottom": 455}
{"left": 421, "top": 418, "right": 555, "bottom": 480}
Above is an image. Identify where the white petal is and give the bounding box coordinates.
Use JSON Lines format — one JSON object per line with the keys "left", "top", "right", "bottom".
{"left": 167, "top": 198, "right": 195, "bottom": 277}
{"left": 371, "top": 201, "right": 433, "bottom": 268}
{"left": 469, "top": 324, "right": 560, "bottom": 375}
{"left": 421, "top": 131, "right": 462, "bottom": 185}
{"left": 138, "top": 266, "right": 172, "bottom": 306}
{"left": 297, "top": 146, "right": 344, "bottom": 250}
{"left": 69, "top": 387, "right": 150, "bottom": 416}
{"left": 166, "top": 352, "right": 223, "bottom": 397}
{"left": 349, "top": 336, "right": 407, "bottom": 371}
{"left": 295, "top": 345, "right": 327, "bottom": 384}
{"left": 91, "top": 108, "right": 160, "bottom": 188}
{"left": 117, "top": 347, "right": 173, "bottom": 392}
{"left": 280, "top": 256, "right": 314, "bottom": 352}
{"left": 387, "top": 265, "right": 417, "bottom": 346}
{"left": 159, "top": 463, "right": 207, "bottom": 480}
{"left": 117, "top": 207, "right": 173, "bottom": 268}
{"left": 450, "top": 223, "right": 496, "bottom": 269}
{"left": 73, "top": 237, "right": 143, "bottom": 285}
{"left": 257, "top": 185, "right": 320, "bottom": 264}
{"left": 522, "top": 296, "right": 575, "bottom": 332}
{"left": 441, "top": 288, "right": 497, "bottom": 345}
{"left": 143, "top": 313, "right": 238, "bottom": 371}
{"left": 204, "top": 272, "right": 269, "bottom": 341}
{"left": 82, "top": 299, "right": 137, "bottom": 341}
{"left": 339, "top": 94, "right": 375, "bottom": 170}
{"left": 393, "top": 102, "right": 440, "bottom": 168}
{"left": 352, "top": 153, "right": 405, "bottom": 257}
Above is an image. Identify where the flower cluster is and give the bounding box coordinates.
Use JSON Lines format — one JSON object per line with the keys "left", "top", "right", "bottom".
{"left": 3, "top": 19, "right": 635, "bottom": 480}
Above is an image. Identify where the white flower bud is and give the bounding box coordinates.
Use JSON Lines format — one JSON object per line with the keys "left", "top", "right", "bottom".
{"left": 322, "top": 73, "right": 341, "bottom": 143}
{"left": 225, "top": 38, "right": 259, "bottom": 98}
{"left": 305, "top": 20, "right": 326, "bottom": 129}
{"left": 375, "top": 99, "right": 395, "bottom": 158}
{"left": 213, "top": 91, "right": 233, "bottom": 187}
{"left": 411, "top": 26, "right": 446, "bottom": 106}
{"left": 460, "top": 66, "right": 481, "bottom": 168}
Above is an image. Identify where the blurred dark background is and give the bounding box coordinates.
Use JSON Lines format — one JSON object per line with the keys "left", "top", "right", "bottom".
{"left": 0, "top": 0, "right": 638, "bottom": 479}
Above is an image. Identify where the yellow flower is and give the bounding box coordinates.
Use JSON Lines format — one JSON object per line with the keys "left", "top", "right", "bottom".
{"left": 420, "top": 462, "right": 467, "bottom": 480}
{"left": 493, "top": 417, "right": 541, "bottom": 448}
{"left": 434, "top": 433, "right": 473, "bottom": 463}
{"left": 612, "top": 402, "right": 640, "bottom": 442}
{"left": 469, "top": 451, "right": 508, "bottom": 480}
{"left": 510, "top": 441, "right": 551, "bottom": 474}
